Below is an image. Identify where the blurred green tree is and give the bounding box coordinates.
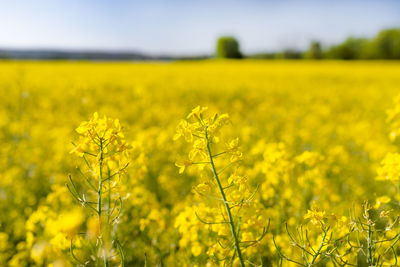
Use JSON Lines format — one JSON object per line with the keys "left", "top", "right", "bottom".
{"left": 275, "top": 49, "right": 303, "bottom": 59}
{"left": 216, "top": 36, "right": 242, "bottom": 59}
{"left": 305, "top": 41, "right": 323, "bottom": 59}
{"left": 370, "top": 29, "right": 400, "bottom": 59}
{"left": 324, "top": 38, "right": 369, "bottom": 60}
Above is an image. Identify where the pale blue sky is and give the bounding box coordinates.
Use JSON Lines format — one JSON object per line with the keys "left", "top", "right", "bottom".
{"left": 0, "top": 0, "right": 399, "bottom": 55}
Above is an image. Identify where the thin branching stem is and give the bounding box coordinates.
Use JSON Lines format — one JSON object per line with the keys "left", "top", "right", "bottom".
{"left": 310, "top": 225, "right": 329, "bottom": 264}
{"left": 204, "top": 126, "right": 246, "bottom": 267}
{"left": 98, "top": 138, "right": 109, "bottom": 267}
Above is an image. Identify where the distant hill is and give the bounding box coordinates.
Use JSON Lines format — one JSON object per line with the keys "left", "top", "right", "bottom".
{"left": 0, "top": 49, "right": 210, "bottom": 61}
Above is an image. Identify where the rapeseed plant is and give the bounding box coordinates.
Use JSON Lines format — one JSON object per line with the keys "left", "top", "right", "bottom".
{"left": 175, "top": 106, "right": 268, "bottom": 266}
{"left": 68, "top": 112, "right": 130, "bottom": 266}
{"left": 273, "top": 202, "right": 350, "bottom": 266}
{"left": 345, "top": 202, "right": 400, "bottom": 266}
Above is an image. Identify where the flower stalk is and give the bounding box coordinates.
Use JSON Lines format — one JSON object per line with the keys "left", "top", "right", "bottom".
{"left": 174, "top": 106, "right": 268, "bottom": 265}
{"left": 204, "top": 125, "right": 245, "bottom": 267}
{"left": 68, "top": 112, "right": 130, "bottom": 266}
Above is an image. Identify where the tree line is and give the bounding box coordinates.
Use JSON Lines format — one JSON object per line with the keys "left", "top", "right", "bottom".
{"left": 217, "top": 28, "right": 400, "bottom": 60}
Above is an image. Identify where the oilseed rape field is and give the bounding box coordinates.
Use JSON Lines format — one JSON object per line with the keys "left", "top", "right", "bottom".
{"left": 2, "top": 60, "right": 400, "bottom": 266}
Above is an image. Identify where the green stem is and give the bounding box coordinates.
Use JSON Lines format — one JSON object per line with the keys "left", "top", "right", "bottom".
{"left": 204, "top": 127, "right": 245, "bottom": 267}
{"left": 367, "top": 223, "right": 373, "bottom": 266}
{"left": 310, "top": 226, "right": 328, "bottom": 265}
{"left": 98, "top": 138, "right": 109, "bottom": 267}
{"left": 108, "top": 169, "right": 111, "bottom": 225}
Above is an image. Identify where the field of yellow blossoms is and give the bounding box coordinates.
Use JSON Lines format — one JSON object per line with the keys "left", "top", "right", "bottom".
{"left": 1, "top": 60, "right": 400, "bottom": 266}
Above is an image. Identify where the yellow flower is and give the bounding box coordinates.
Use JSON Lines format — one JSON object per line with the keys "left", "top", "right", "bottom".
{"left": 189, "top": 139, "right": 207, "bottom": 161}
{"left": 304, "top": 203, "right": 326, "bottom": 225}
{"left": 191, "top": 242, "right": 203, "bottom": 256}
{"left": 87, "top": 216, "right": 101, "bottom": 240}
{"left": 69, "top": 143, "right": 85, "bottom": 157}
{"left": 57, "top": 208, "right": 84, "bottom": 236}
{"left": 175, "top": 159, "right": 192, "bottom": 173}
{"left": 296, "top": 150, "right": 323, "bottom": 167}
{"left": 31, "top": 241, "right": 50, "bottom": 264}
{"left": 193, "top": 183, "right": 211, "bottom": 195}
{"left": 374, "top": 195, "right": 391, "bottom": 209}
{"left": 380, "top": 210, "right": 391, "bottom": 218}
{"left": 228, "top": 172, "right": 247, "bottom": 192}
{"left": 187, "top": 106, "right": 208, "bottom": 120}
{"left": 377, "top": 153, "right": 400, "bottom": 183}
{"left": 227, "top": 138, "right": 243, "bottom": 163}
{"left": 173, "top": 120, "right": 194, "bottom": 142}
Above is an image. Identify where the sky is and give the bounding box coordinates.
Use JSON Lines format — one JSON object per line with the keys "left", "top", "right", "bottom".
{"left": 0, "top": 0, "right": 399, "bottom": 55}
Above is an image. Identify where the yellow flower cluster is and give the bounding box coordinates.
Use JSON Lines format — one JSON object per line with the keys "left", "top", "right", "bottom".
{"left": 70, "top": 112, "right": 130, "bottom": 172}
{"left": 387, "top": 94, "right": 400, "bottom": 141}
{"left": 304, "top": 202, "right": 327, "bottom": 225}
{"left": 377, "top": 152, "right": 400, "bottom": 183}
{"left": 25, "top": 185, "right": 84, "bottom": 266}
